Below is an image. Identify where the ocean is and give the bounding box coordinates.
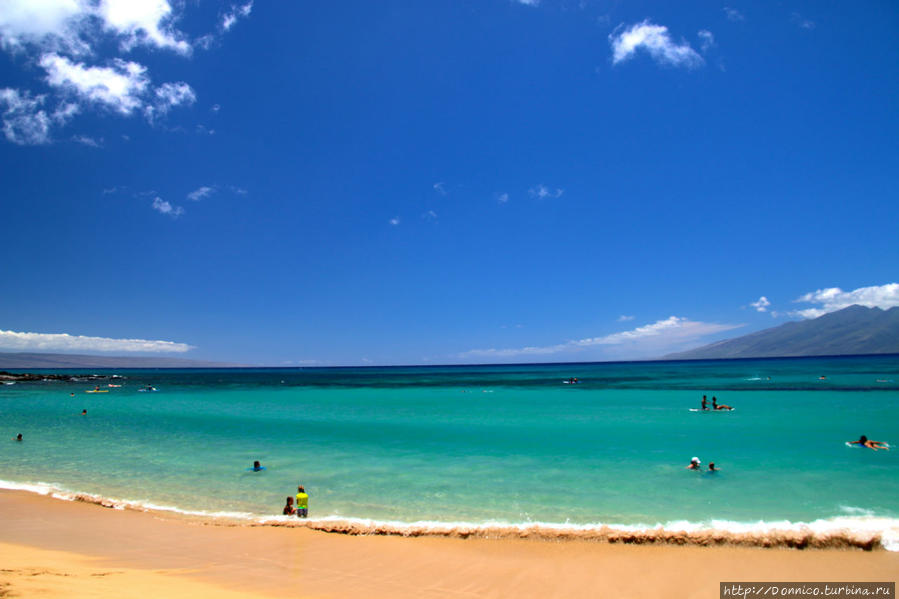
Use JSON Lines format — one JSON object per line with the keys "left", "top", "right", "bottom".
{"left": 2, "top": 355, "right": 898, "bottom": 549}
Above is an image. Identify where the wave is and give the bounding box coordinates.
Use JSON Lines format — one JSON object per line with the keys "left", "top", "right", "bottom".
{"left": 1, "top": 479, "right": 896, "bottom": 551}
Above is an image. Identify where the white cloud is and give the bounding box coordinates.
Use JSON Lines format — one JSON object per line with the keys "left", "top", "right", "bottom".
{"left": 152, "top": 196, "right": 183, "bottom": 217}
{"left": 528, "top": 184, "right": 563, "bottom": 199}
{"left": 41, "top": 53, "right": 149, "bottom": 114}
{"left": 187, "top": 185, "right": 215, "bottom": 201}
{"left": 146, "top": 80, "right": 195, "bottom": 120}
{"left": 698, "top": 30, "right": 715, "bottom": 53}
{"left": 750, "top": 296, "right": 771, "bottom": 312}
{"left": 0, "top": 88, "right": 79, "bottom": 144}
{"left": 617, "top": 315, "right": 635, "bottom": 322}
{"left": 72, "top": 134, "right": 100, "bottom": 146}
{"left": 0, "top": 0, "right": 90, "bottom": 53}
{"left": 791, "top": 283, "right": 899, "bottom": 319}
{"left": 609, "top": 21, "right": 704, "bottom": 69}
{"left": 496, "top": 192, "right": 509, "bottom": 203}
{"left": 389, "top": 216, "right": 400, "bottom": 226}
{"left": 515, "top": 0, "right": 539, "bottom": 5}
{"left": 460, "top": 316, "right": 742, "bottom": 359}
{"left": 723, "top": 7, "right": 744, "bottom": 22}
{"left": 221, "top": 2, "right": 253, "bottom": 32}
{"left": 423, "top": 210, "right": 438, "bottom": 221}
{"left": 0, "top": 329, "right": 193, "bottom": 353}
{"left": 433, "top": 182, "right": 447, "bottom": 195}
{"left": 97, "top": 0, "right": 190, "bottom": 54}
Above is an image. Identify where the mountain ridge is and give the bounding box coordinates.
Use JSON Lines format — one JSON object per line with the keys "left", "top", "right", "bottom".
{"left": 664, "top": 305, "right": 899, "bottom": 360}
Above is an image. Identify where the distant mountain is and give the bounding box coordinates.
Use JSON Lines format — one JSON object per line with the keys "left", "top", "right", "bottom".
{"left": 0, "top": 352, "right": 241, "bottom": 369}
{"left": 665, "top": 305, "right": 899, "bottom": 360}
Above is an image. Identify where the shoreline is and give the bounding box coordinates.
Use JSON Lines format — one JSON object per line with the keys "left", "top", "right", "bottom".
{"left": 4, "top": 479, "right": 896, "bottom": 551}
{"left": 1, "top": 489, "right": 897, "bottom": 598}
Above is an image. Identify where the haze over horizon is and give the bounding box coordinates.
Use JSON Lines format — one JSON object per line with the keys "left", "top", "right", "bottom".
{"left": 1, "top": 1, "right": 897, "bottom": 366}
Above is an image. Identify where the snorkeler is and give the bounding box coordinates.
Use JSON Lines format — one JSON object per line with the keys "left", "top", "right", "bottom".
{"left": 686, "top": 457, "right": 701, "bottom": 470}
{"left": 848, "top": 435, "right": 889, "bottom": 451}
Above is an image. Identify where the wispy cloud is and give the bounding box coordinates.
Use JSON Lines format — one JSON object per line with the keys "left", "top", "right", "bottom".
{"left": 697, "top": 30, "right": 715, "bottom": 53}
{"left": 791, "top": 12, "right": 815, "bottom": 30}
{"left": 496, "top": 192, "right": 509, "bottom": 204}
{"left": 617, "top": 315, "right": 635, "bottom": 322}
{"left": 791, "top": 283, "right": 899, "bottom": 319}
{"left": 528, "top": 184, "right": 563, "bottom": 199}
{"left": 221, "top": 2, "right": 253, "bottom": 32}
{"left": 187, "top": 185, "right": 215, "bottom": 201}
{"left": 609, "top": 21, "right": 704, "bottom": 69}
{"left": 152, "top": 196, "right": 184, "bottom": 217}
{"left": 0, "top": 329, "right": 193, "bottom": 353}
{"left": 389, "top": 216, "right": 400, "bottom": 226}
{"left": 72, "top": 134, "right": 101, "bottom": 147}
{"left": 515, "top": 0, "right": 540, "bottom": 6}
{"left": 0, "top": 87, "right": 77, "bottom": 145}
{"left": 459, "top": 316, "right": 742, "bottom": 360}
{"left": 433, "top": 182, "right": 447, "bottom": 196}
{"left": 423, "top": 210, "right": 438, "bottom": 222}
{"left": 750, "top": 296, "right": 771, "bottom": 312}
{"left": 723, "top": 7, "right": 745, "bottom": 22}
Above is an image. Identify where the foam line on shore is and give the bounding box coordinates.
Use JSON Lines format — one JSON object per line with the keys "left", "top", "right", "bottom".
{"left": 2, "top": 479, "right": 896, "bottom": 551}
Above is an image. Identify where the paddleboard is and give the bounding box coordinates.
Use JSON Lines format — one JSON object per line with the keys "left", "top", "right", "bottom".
{"left": 85, "top": 390, "right": 109, "bottom": 393}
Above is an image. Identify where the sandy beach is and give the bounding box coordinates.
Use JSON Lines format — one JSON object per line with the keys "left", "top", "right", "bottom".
{"left": 0, "top": 490, "right": 895, "bottom": 598}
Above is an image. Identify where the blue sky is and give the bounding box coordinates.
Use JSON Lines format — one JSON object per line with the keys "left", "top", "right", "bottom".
{"left": 1, "top": 1, "right": 897, "bottom": 365}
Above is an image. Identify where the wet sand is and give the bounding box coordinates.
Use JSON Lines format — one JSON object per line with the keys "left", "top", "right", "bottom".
{"left": 0, "top": 490, "right": 895, "bottom": 598}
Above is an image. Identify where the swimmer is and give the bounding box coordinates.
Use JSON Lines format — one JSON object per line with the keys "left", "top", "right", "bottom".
{"left": 708, "top": 462, "right": 720, "bottom": 472}
{"left": 848, "top": 435, "right": 889, "bottom": 451}
{"left": 70, "top": 392, "right": 75, "bottom": 397}
{"left": 296, "top": 485, "right": 309, "bottom": 518}
{"left": 701, "top": 395, "right": 708, "bottom": 411}
{"left": 252, "top": 460, "right": 264, "bottom": 471}
{"left": 282, "top": 496, "right": 296, "bottom": 516}
{"left": 13, "top": 433, "right": 22, "bottom": 442}
{"left": 81, "top": 409, "right": 87, "bottom": 416}
{"left": 686, "top": 457, "right": 701, "bottom": 470}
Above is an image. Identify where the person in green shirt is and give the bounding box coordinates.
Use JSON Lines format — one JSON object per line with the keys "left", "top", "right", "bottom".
{"left": 295, "top": 485, "right": 309, "bottom": 518}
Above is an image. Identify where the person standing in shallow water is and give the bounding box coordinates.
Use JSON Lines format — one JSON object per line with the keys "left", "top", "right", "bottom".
{"left": 295, "top": 486, "right": 309, "bottom": 518}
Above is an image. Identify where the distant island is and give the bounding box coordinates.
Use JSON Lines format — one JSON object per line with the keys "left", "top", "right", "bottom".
{"left": 0, "top": 352, "right": 241, "bottom": 369}
{"left": 665, "top": 305, "right": 899, "bottom": 360}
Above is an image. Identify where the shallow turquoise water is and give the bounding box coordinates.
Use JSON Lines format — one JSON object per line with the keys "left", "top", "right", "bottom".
{"left": 1, "top": 355, "right": 897, "bottom": 537}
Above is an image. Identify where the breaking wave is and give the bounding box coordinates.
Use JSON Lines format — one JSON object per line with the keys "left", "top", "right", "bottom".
{"left": 2, "top": 479, "right": 896, "bottom": 551}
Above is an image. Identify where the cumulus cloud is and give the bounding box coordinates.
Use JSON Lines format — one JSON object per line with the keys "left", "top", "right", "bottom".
{"left": 791, "top": 283, "right": 899, "bottom": 319}
{"left": 528, "top": 184, "right": 563, "bottom": 199}
{"left": 0, "top": 0, "right": 246, "bottom": 145}
{"left": 41, "top": 53, "right": 149, "bottom": 114}
{"left": 459, "top": 316, "right": 742, "bottom": 359}
{"left": 0, "top": 329, "right": 193, "bottom": 353}
{"left": 152, "top": 196, "right": 183, "bottom": 217}
{"left": 750, "top": 296, "right": 771, "bottom": 312}
{"left": 609, "top": 21, "right": 704, "bottom": 69}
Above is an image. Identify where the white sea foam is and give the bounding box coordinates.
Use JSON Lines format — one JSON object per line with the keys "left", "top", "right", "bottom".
{"left": 2, "top": 480, "right": 896, "bottom": 550}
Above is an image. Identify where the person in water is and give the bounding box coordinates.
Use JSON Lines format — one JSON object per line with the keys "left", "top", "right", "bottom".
{"left": 81, "top": 409, "right": 87, "bottom": 416}
{"left": 708, "top": 462, "right": 720, "bottom": 472}
{"left": 296, "top": 485, "right": 309, "bottom": 518}
{"left": 13, "top": 433, "right": 22, "bottom": 442}
{"left": 849, "top": 435, "right": 889, "bottom": 451}
{"left": 712, "top": 397, "right": 733, "bottom": 411}
{"left": 686, "top": 457, "right": 701, "bottom": 470}
{"left": 701, "top": 395, "right": 708, "bottom": 411}
{"left": 282, "top": 496, "right": 296, "bottom": 515}
{"left": 252, "top": 460, "right": 264, "bottom": 471}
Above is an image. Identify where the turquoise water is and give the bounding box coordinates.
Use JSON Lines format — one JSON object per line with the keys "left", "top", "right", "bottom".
{"left": 2, "top": 355, "right": 898, "bottom": 546}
